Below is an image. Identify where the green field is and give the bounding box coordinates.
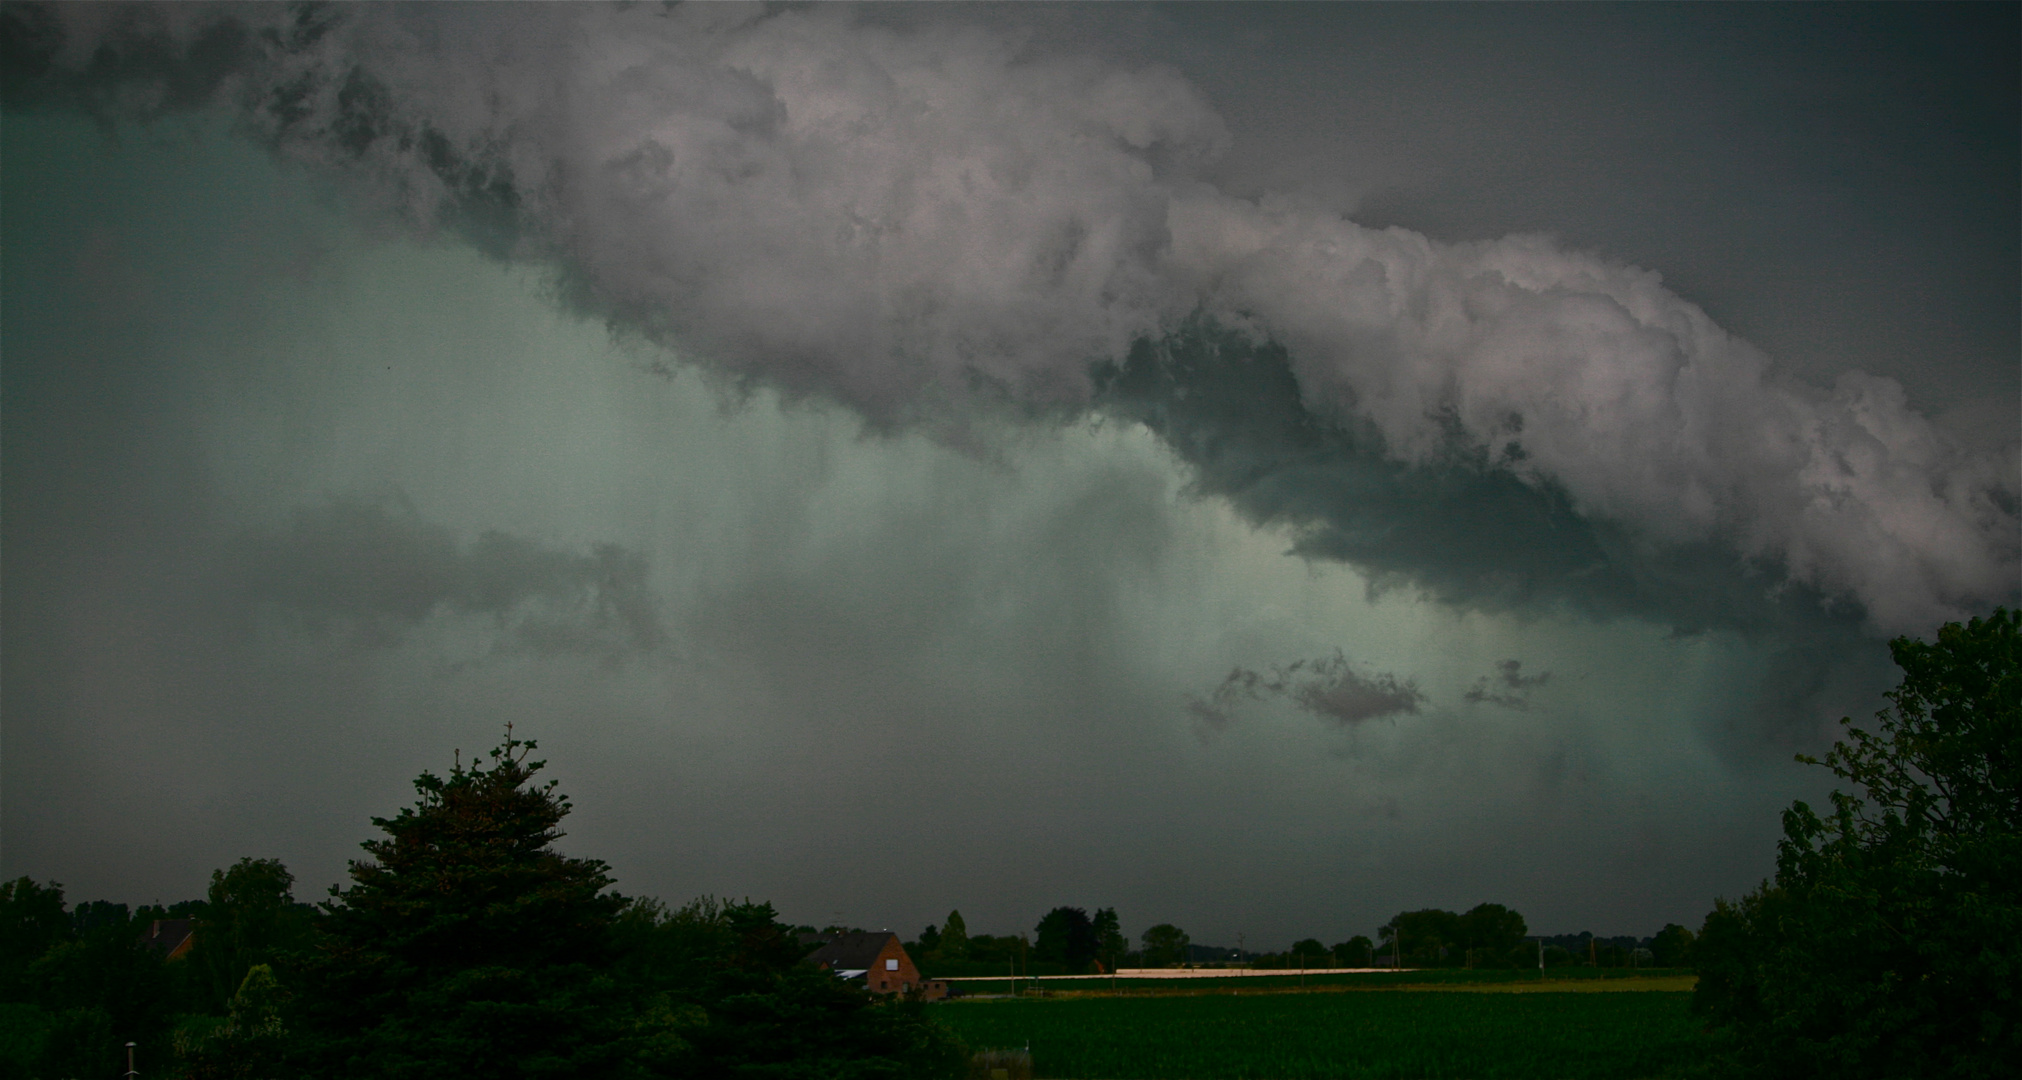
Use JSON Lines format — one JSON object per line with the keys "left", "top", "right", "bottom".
{"left": 932, "top": 988, "right": 1709, "bottom": 1079}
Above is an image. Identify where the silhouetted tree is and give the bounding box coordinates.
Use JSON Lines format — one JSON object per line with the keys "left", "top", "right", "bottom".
{"left": 937, "top": 910, "right": 969, "bottom": 961}
{"left": 191, "top": 857, "right": 312, "bottom": 1013}
{"left": 1331, "top": 935, "right": 1375, "bottom": 967}
{"left": 1034, "top": 907, "right": 1098, "bottom": 971}
{"left": 292, "top": 729, "right": 649, "bottom": 1078}
{"left": 1091, "top": 908, "right": 1126, "bottom": 972}
{"left": 1139, "top": 924, "right": 1189, "bottom": 968}
{"left": 1694, "top": 609, "right": 2020, "bottom": 1079}
{"left": 1649, "top": 923, "right": 1694, "bottom": 968}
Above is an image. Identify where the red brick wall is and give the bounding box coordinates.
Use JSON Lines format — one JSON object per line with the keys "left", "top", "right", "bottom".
{"left": 868, "top": 936, "right": 922, "bottom": 995}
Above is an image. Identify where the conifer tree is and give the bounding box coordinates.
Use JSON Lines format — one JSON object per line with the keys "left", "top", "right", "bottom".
{"left": 294, "top": 727, "right": 647, "bottom": 1078}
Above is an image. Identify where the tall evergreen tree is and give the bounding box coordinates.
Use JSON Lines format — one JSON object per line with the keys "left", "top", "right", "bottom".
{"left": 293, "top": 728, "right": 649, "bottom": 1078}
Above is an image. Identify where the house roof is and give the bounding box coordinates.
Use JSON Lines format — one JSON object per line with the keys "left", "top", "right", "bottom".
{"left": 142, "top": 918, "right": 194, "bottom": 959}
{"left": 805, "top": 930, "right": 902, "bottom": 971}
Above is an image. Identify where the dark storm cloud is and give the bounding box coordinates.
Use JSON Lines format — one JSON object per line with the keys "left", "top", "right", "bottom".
{"left": 1189, "top": 651, "right": 1423, "bottom": 733}
{"left": 1465, "top": 661, "right": 1549, "bottom": 712}
{"left": 237, "top": 499, "right": 662, "bottom": 661}
{"left": 5, "top": 1, "right": 2013, "bottom": 705}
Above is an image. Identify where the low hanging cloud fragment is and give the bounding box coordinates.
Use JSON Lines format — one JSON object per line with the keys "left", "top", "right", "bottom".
{"left": 6, "top": 1, "right": 2013, "bottom": 651}
{"left": 1189, "top": 651, "right": 1425, "bottom": 733}
{"left": 235, "top": 499, "right": 663, "bottom": 663}
{"left": 1464, "top": 660, "right": 1551, "bottom": 711}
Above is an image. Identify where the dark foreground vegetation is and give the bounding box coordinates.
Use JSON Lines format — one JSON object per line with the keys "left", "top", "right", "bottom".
{"left": 0, "top": 734, "right": 964, "bottom": 1080}
{"left": 1690, "top": 608, "right": 2018, "bottom": 1079}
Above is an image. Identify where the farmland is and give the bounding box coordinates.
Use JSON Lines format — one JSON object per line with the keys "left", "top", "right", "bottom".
{"left": 932, "top": 982, "right": 1707, "bottom": 1079}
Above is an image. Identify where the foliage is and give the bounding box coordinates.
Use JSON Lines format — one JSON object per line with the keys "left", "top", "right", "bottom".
{"left": 938, "top": 911, "right": 969, "bottom": 962}
{"left": 291, "top": 730, "right": 650, "bottom": 1078}
{"left": 1331, "top": 935, "right": 1375, "bottom": 967}
{"left": 1650, "top": 924, "right": 1695, "bottom": 968}
{"left": 0, "top": 880, "right": 69, "bottom": 1005}
{"left": 1693, "top": 608, "right": 2020, "bottom": 1079}
{"left": 1090, "top": 908, "right": 1126, "bottom": 973}
{"left": 914, "top": 922, "right": 943, "bottom": 960}
{"left": 174, "top": 963, "right": 290, "bottom": 1080}
{"left": 191, "top": 858, "right": 313, "bottom": 1014}
{"left": 1033, "top": 907, "right": 1098, "bottom": 972}
{"left": 616, "top": 896, "right": 965, "bottom": 1079}
{"left": 935, "top": 990, "right": 1709, "bottom": 1079}
{"left": 1138, "top": 924, "right": 1189, "bottom": 968}
{"left": 29, "top": 901, "right": 176, "bottom": 1078}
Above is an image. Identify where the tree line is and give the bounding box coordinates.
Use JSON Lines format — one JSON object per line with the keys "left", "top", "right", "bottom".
{"left": 904, "top": 902, "right": 1695, "bottom": 978}
{"left": 0, "top": 734, "right": 965, "bottom": 1080}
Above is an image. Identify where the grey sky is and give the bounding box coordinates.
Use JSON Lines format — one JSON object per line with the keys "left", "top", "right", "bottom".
{"left": 2, "top": 2, "right": 2014, "bottom": 950}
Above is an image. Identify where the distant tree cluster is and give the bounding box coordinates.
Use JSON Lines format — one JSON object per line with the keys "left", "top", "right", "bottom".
{"left": 0, "top": 732, "right": 963, "bottom": 1079}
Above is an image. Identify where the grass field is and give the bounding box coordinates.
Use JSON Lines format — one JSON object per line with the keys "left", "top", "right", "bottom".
{"left": 932, "top": 986, "right": 1709, "bottom": 1079}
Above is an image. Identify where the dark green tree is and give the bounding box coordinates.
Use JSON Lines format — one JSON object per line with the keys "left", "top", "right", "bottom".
{"left": 937, "top": 911, "right": 968, "bottom": 961}
{"left": 30, "top": 904, "right": 174, "bottom": 1078}
{"left": 1090, "top": 908, "right": 1126, "bottom": 972}
{"left": 913, "top": 922, "right": 943, "bottom": 960}
{"left": 1289, "top": 938, "right": 1327, "bottom": 967}
{"left": 174, "top": 963, "right": 291, "bottom": 1080}
{"left": 292, "top": 730, "right": 650, "bottom": 1078}
{"left": 0, "top": 877, "right": 70, "bottom": 1001}
{"left": 191, "top": 858, "right": 313, "bottom": 1013}
{"left": 1034, "top": 907, "right": 1098, "bottom": 972}
{"left": 1381, "top": 909, "right": 1462, "bottom": 966}
{"left": 1650, "top": 923, "right": 1695, "bottom": 968}
{"left": 1693, "top": 608, "right": 2019, "bottom": 1079}
{"left": 1139, "top": 924, "right": 1189, "bottom": 968}
{"left": 1331, "top": 935, "right": 1375, "bottom": 967}
{"left": 1459, "top": 903, "right": 1528, "bottom": 967}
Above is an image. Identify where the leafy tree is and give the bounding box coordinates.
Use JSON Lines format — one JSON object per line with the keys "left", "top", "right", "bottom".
{"left": 1289, "top": 939, "right": 1327, "bottom": 966}
{"left": 1033, "top": 907, "right": 1098, "bottom": 971}
{"left": 175, "top": 963, "right": 290, "bottom": 1080}
{"left": 1139, "top": 924, "right": 1189, "bottom": 968}
{"left": 191, "top": 858, "right": 313, "bottom": 1014}
{"left": 1459, "top": 903, "right": 1528, "bottom": 967}
{"left": 292, "top": 729, "right": 650, "bottom": 1078}
{"left": 1091, "top": 908, "right": 1126, "bottom": 972}
{"left": 1381, "top": 909, "right": 1462, "bottom": 966}
{"left": 914, "top": 922, "right": 942, "bottom": 960}
{"left": 1331, "top": 935, "right": 1374, "bottom": 967}
{"left": 1693, "top": 608, "right": 2019, "bottom": 1079}
{"left": 937, "top": 911, "right": 968, "bottom": 961}
{"left": 1650, "top": 923, "right": 1695, "bottom": 968}
{"left": 31, "top": 904, "right": 174, "bottom": 1077}
{"left": 0, "top": 877, "right": 70, "bottom": 1001}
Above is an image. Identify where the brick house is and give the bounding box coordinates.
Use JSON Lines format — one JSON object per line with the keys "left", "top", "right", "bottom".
{"left": 803, "top": 930, "right": 949, "bottom": 1000}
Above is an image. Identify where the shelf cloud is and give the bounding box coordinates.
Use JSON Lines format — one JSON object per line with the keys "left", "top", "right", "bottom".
{"left": 7, "top": 1, "right": 2011, "bottom": 646}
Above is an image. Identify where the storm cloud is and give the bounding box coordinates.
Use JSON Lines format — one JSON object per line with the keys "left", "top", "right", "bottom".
{"left": 6, "top": 1, "right": 2012, "bottom": 641}
{"left": 3, "top": 2, "right": 2015, "bottom": 947}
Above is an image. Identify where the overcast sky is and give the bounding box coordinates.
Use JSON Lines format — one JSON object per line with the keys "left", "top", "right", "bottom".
{"left": 3, "top": 2, "right": 2016, "bottom": 950}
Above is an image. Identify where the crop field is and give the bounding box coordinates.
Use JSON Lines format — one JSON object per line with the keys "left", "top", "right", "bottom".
{"left": 933, "top": 987, "right": 1709, "bottom": 1079}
